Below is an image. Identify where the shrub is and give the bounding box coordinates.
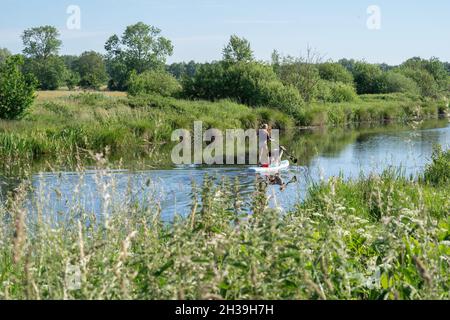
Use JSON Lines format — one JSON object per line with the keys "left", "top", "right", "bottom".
{"left": 182, "top": 61, "right": 303, "bottom": 113}
{"left": 260, "top": 81, "right": 303, "bottom": 114}
{"left": 0, "top": 55, "right": 36, "bottom": 119}
{"left": 379, "top": 71, "right": 419, "bottom": 94}
{"left": 278, "top": 61, "right": 321, "bottom": 103}
{"left": 318, "top": 62, "right": 354, "bottom": 85}
{"left": 127, "top": 70, "right": 182, "bottom": 97}
{"left": 316, "top": 81, "right": 358, "bottom": 103}
{"left": 225, "top": 62, "right": 303, "bottom": 110}
{"left": 423, "top": 145, "right": 450, "bottom": 186}
{"left": 400, "top": 68, "right": 440, "bottom": 97}
{"left": 352, "top": 62, "right": 384, "bottom": 94}
{"left": 65, "top": 70, "right": 80, "bottom": 90}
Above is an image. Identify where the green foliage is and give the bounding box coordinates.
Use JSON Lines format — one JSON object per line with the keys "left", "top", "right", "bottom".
{"left": 222, "top": 35, "right": 254, "bottom": 63}
{"left": 182, "top": 62, "right": 227, "bottom": 101}
{"left": 378, "top": 71, "right": 420, "bottom": 94}
{"left": 352, "top": 62, "right": 384, "bottom": 94}
{"left": 318, "top": 62, "right": 354, "bottom": 85}
{"left": 166, "top": 60, "right": 198, "bottom": 79}
{"left": 0, "top": 160, "right": 448, "bottom": 299}
{"left": 316, "top": 80, "right": 358, "bottom": 103}
{"left": 20, "top": 25, "right": 67, "bottom": 90}
{"left": 22, "top": 26, "right": 62, "bottom": 60}
{"left": 65, "top": 70, "right": 80, "bottom": 90}
{"left": 0, "top": 48, "right": 11, "bottom": 65}
{"left": 127, "top": 70, "right": 182, "bottom": 97}
{"left": 105, "top": 22, "right": 174, "bottom": 90}
{"left": 0, "top": 55, "right": 36, "bottom": 119}
{"left": 73, "top": 51, "right": 108, "bottom": 90}
{"left": 399, "top": 68, "right": 439, "bottom": 98}
{"left": 183, "top": 61, "right": 303, "bottom": 114}
{"left": 23, "top": 56, "right": 68, "bottom": 90}
{"left": 278, "top": 59, "right": 321, "bottom": 103}
{"left": 399, "top": 57, "right": 449, "bottom": 98}
{"left": 423, "top": 145, "right": 450, "bottom": 186}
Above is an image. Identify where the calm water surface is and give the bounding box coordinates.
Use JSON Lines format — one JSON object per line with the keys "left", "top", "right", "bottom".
{"left": 3, "top": 120, "right": 450, "bottom": 220}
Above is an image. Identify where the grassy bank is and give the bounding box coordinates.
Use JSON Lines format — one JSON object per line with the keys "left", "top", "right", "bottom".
{"left": 0, "top": 147, "right": 448, "bottom": 300}
{"left": 297, "top": 93, "right": 449, "bottom": 127}
{"left": 0, "top": 91, "right": 448, "bottom": 172}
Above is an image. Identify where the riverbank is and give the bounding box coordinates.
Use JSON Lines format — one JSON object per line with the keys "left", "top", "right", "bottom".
{"left": 0, "top": 146, "right": 448, "bottom": 300}
{"left": 0, "top": 91, "right": 448, "bottom": 172}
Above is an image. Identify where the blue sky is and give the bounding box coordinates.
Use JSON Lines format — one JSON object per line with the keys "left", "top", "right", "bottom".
{"left": 1, "top": 0, "right": 449, "bottom": 64}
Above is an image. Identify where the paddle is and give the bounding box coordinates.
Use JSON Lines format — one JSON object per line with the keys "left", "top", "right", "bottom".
{"left": 280, "top": 146, "right": 299, "bottom": 164}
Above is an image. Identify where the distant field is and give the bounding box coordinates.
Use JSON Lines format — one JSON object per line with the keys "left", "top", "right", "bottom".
{"left": 36, "top": 90, "right": 127, "bottom": 100}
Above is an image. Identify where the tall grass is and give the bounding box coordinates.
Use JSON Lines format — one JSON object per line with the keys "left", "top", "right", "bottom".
{"left": 297, "top": 93, "right": 448, "bottom": 127}
{"left": 0, "top": 148, "right": 448, "bottom": 300}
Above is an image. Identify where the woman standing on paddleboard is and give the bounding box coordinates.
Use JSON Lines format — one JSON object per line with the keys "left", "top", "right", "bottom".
{"left": 259, "top": 124, "right": 272, "bottom": 166}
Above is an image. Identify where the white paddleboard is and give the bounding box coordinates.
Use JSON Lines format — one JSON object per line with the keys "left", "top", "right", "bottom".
{"left": 249, "top": 160, "right": 290, "bottom": 173}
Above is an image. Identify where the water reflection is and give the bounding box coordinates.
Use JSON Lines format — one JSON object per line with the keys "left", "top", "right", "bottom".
{"left": 3, "top": 120, "right": 450, "bottom": 220}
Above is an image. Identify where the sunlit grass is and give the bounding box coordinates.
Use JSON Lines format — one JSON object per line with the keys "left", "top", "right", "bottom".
{"left": 0, "top": 149, "right": 448, "bottom": 300}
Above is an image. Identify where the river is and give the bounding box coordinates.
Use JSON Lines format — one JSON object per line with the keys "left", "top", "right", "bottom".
{"left": 2, "top": 119, "right": 449, "bottom": 221}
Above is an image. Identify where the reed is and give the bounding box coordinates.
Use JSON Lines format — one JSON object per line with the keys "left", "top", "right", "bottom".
{"left": 0, "top": 146, "right": 448, "bottom": 300}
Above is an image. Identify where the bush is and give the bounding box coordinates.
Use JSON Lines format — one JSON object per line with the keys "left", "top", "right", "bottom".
{"left": 352, "top": 62, "right": 384, "bottom": 94}
{"left": 259, "top": 81, "right": 303, "bottom": 114}
{"left": 225, "top": 62, "right": 302, "bottom": 108}
{"left": 65, "top": 70, "right": 80, "bottom": 90}
{"left": 423, "top": 145, "right": 450, "bottom": 186}
{"left": 316, "top": 81, "right": 358, "bottom": 103}
{"left": 318, "top": 62, "right": 354, "bottom": 85}
{"left": 127, "top": 70, "right": 182, "bottom": 97}
{"left": 278, "top": 61, "right": 321, "bottom": 103}
{"left": 399, "top": 68, "right": 440, "bottom": 97}
{"left": 0, "top": 55, "right": 36, "bottom": 119}
{"left": 182, "top": 61, "right": 303, "bottom": 113}
{"left": 379, "top": 71, "right": 419, "bottom": 94}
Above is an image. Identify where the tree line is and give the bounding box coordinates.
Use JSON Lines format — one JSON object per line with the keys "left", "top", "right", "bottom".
{"left": 1, "top": 22, "right": 449, "bottom": 119}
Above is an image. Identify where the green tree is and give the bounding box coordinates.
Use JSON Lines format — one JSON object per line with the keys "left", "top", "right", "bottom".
{"left": 183, "top": 61, "right": 302, "bottom": 114}
{"left": 400, "top": 57, "right": 448, "bottom": 96}
{"left": 182, "top": 62, "right": 227, "bottom": 101}
{"left": 0, "top": 55, "right": 36, "bottom": 119}
{"left": 23, "top": 56, "right": 67, "bottom": 90}
{"left": 399, "top": 68, "right": 439, "bottom": 97}
{"left": 222, "top": 35, "right": 254, "bottom": 63}
{"left": 279, "top": 59, "right": 321, "bottom": 103}
{"left": 338, "top": 58, "right": 357, "bottom": 73}
{"left": 352, "top": 62, "right": 384, "bottom": 94}
{"left": 105, "top": 22, "right": 174, "bottom": 90}
{"left": 0, "top": 48, "right": 11, "bottom": 65}
{"left": 22, "top": 26, "right": 67, "bottom": 90}
{"left": 73, "top": 51, "right": 108, "bottom": 90}
{"left": 271, "top": 49, "right": 281, "bottom": 75}
{"left": 167, "top": 61, "right": 199, "bottom": 80}
{"left": 22, "top": 26, "right": 62, "bottom": 59}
